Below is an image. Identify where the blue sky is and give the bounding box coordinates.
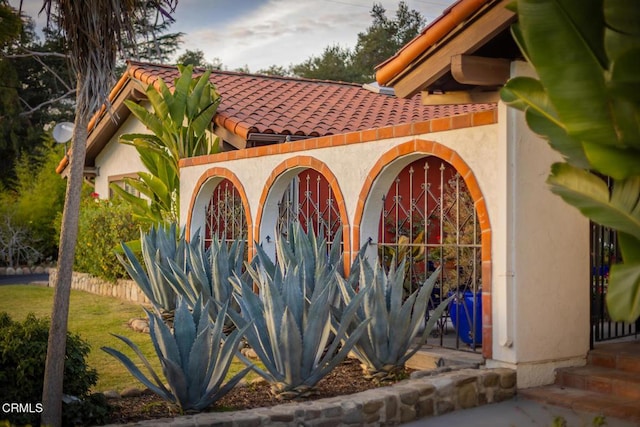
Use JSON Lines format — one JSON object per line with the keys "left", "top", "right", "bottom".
{"left": 12, "top": 0, "right": 454, "bottom": 72}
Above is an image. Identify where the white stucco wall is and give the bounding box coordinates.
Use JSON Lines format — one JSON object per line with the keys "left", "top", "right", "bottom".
{"left": 93, "top": 114, "right": 147, "bottom": 198}
{"left": 487, "top": 61, "right": 590, "bottom": 387}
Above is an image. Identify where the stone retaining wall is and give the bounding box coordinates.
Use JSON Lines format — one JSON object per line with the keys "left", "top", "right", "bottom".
{"left": 48, "top": 269, "right": 150, "bottom": 305}
{"left": 103, "top": 367, "right": 517, "bottom": 427}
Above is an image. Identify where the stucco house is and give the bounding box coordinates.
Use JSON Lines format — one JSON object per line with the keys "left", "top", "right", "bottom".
{"left": 59, "top": 0, "right": 638, "bottom": 413}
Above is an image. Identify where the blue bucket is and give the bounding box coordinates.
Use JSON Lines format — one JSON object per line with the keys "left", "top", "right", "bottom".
{"left": 448, "top": 291, "right": 482, "bottom": 346}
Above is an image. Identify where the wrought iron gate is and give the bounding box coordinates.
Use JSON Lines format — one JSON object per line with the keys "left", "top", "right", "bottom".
{"left": 277, "top": 169, "right": 342, "bottom": 248}
{"left": 204, "top": 179, "right": 248, "bottom": 248}
{"left": 590, "top": 221, "right": 639, "bottom": 346}
{"left": 377, "top": 157, "right": 482, "bottom": 351}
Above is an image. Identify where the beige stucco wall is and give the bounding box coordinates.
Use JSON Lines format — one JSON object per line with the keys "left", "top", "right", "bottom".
{"left": 94, "top": 113, "right": 147, "bottom": 198}
{"left": 486, "top": 61, "right": 590, "bottom": 387}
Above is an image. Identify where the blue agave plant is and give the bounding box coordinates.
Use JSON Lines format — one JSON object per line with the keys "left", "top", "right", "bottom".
{"left": 337, "top": 257, "right": 452, "bottom": 381}
{"left": 102, "top": 296, "right": 251, "bottom": 411}
{"left": 228, "top": 223, "right": 369, "bottom": 399}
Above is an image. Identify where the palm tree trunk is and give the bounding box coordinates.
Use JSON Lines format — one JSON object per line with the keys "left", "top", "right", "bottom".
{"left": 41, "top": 78, "right": 90, "bottom": 427}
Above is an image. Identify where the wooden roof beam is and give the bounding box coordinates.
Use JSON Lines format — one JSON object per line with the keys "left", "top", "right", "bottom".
{"left": 451, "top": 54, "right": 510, "bottom": 86}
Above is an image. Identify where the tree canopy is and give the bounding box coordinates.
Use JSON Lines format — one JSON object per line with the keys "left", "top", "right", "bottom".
{"left": 292, "top": 1, "right": 425, "bottom": 82}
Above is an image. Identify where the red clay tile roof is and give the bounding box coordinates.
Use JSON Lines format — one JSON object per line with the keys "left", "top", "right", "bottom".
{"left": 129, "top": 61, "right": 494, "bottom": 140}
{"left": 56, "top": 60, "right": 495, "bottom": 174}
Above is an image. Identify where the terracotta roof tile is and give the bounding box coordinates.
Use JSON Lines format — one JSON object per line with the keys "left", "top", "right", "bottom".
{"left": 127, "top": 61, "right": 494, "bottom": 140}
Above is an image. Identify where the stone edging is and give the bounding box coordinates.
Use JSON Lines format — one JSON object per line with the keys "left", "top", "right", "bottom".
{"left": 0, "top": 266, "right": 50, "bottom": 275}
{"left": 103, "top": 367, "right": 516, "bottom": 426}
{"left": 48, "top": 269, "right": 150, "bottom": 305}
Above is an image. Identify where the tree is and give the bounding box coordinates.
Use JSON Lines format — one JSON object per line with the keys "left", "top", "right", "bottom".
{"left": 351, "top": 1, "right": 425, "bottom": 82}
{"left": 292, "top": 44, "right": 359, "bottom": 81}
{"left": 111, "top": 64, "right": 221, "bottom": 226}
{"left": 39, "top": 1, "right": 179, "bottom": 426}
{"left": 256, "top": 64, "right": 292, "bottom": 77}
{"left": 9, "top": 135, "right": 67, "bottom": 260}
{"left": 177, "top": 48, "right": 205, "bottom": 67}
{"left": 291, "top": 1, "right": 424, "bottom": 83}
{"left": 501, "top": 0, "right": 640, "bottom": 322}
{"left": 0, "top": 6, "right": 76, "bottom": 189}
{"left": 121, "top": 0, "right": 183, "bottom": 64}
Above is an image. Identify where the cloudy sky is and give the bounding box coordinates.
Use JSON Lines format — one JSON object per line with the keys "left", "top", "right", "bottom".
{"left": 12, "top": 0, "right": 455, "bottom": 72}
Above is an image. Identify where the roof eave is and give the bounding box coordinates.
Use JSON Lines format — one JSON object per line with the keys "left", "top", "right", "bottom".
{"left": 375, "top": 0, "right": 517, "bottom": 100}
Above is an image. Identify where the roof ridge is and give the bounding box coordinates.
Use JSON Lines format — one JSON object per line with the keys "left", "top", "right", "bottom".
{"left": 126, "top": 60, "right": 364, "bottom": 88}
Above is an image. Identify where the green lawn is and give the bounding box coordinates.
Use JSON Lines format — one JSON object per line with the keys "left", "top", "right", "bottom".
{"left": 0, "top": 285, "right": 256, "bottom": 393}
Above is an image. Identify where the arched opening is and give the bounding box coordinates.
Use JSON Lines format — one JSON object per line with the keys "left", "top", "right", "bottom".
{"left": 204, "top": 178, "right": 248, "bottom": 248}
{"left": 256, "top": 157, "right": 349, "bottom": 264}
{"left": 377, "top": 157, "right": 482, "bottom": 350}
{"left": 354, "top": 140, "right": 491, "bottom": 357}
{"left": 276, "top": 169, "right": 342, "bottom": 250}
{"left": 186, "top": 169, "right": 252, "bottom": 257}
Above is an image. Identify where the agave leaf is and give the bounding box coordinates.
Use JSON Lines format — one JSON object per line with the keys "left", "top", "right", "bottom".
{"left": 109, "top": 334, "right": 170, "bottom": 393}
{"left": 160, "top": 356, "right": 189, "bottom": 408}
{"left": 402, "top": 294, "right": 453, "bottom": 365}
{"left": 186, "top": 325, "right": 211, "bottom": 404}
{"left": 280, "top": 307, "right": 303, "bottom": 386}
{"left": 101, "top": 346, "right": 172, "bottom": 400}
{"left": 389, "top": 259, "right": 405, "bottom": 316}
{"left": 147, "top": 307, "right": 182, "bottom": 367}
{"left": 314, "top": 315, "right": 370, "bottom": 384}
{"left": 302, "top": 284, "right": 332, "bottom": 373}
{"left": 173, "top": 298, "right": 197, "bottom": 374}
{"left": 199, "top": 365, "right": 252, "bottom": 411}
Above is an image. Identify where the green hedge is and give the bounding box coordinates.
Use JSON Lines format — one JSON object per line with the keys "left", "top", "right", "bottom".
{"left": 74, "top": 197, "right": 147, "bottom": 282}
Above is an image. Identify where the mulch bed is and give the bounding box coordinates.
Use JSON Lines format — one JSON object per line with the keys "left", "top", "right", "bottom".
{"left": 107, "top": 358, "right": 412, "bottom": 424}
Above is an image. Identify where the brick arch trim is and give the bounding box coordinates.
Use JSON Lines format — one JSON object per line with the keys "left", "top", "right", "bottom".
{"left": 255, "top": 156, "right": 351, "bottom": 272}
{"left": 353, "top": 138, "right": 493, "bottom": 359}
{"left": 185, "top": 167, "right": 253, "bottom": 258}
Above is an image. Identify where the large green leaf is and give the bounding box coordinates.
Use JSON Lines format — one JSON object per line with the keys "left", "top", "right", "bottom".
{"left": 517, "top": 0, "right": 617, "bottom": 145}
{"left": 547, "top": 163, "right": 640, "bottom": 240}
{"left": 186, "top": 69, "right": 212, "bottom": 118}
{"left": 581, "top": 142, "right": 640, "bottom": 179}
{"left": 146, "top": 84, "right": 169, "bottom": 121}
{"left": 124, "top": 100, "right": 165, "bottom": 138}
{"left": 501, "top": 77, "right": 591, "bottom": 168}
{"left": 169, "top": 64, "right": 192, "bottom": 126}
{"left": 606, "top": 262, "right": 640, "bottom": 322}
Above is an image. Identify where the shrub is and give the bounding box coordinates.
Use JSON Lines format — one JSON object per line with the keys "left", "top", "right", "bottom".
{"left": 74, "top": 197, "right": 147, "bottom": 281}
{"left": 0, "top": 312, "right": 108, "bottom": 426}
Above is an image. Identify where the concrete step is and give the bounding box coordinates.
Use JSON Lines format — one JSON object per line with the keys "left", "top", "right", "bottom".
{"left": 588, "top": 340, "right": 640, "bottom": 374}
{"left": 519, "top": 385, "right": 640, "bottom": 424}
{"left": 556, "top": 365, "right": 640, "bottom": 400}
